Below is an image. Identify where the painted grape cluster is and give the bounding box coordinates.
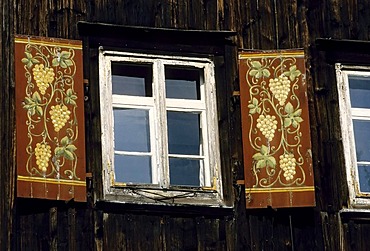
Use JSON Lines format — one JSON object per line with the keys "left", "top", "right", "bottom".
{"left": 279, "top": 153, "right": 296, "bottom": 181}
{"left": 247, "top": 58, "right": 304, "bottom": 185}
{"left": 49, "top": 105, "right": 71, "bottom": 132}
{"left": 269, "top": 74, "right": 291, "bottom": 106}
{"left": 32, "top": 64, "right": 55, "bottom": 95}
{"left": 35, "top": 143, "right": 52, "bottom": 172}
{"left": 256, "top": 114, "right": 278, "bottom": 142}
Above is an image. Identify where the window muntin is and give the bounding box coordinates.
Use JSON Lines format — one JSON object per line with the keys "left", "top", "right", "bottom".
{"left": 337, "top": 65, "right": 370, "bottom": 206}
{"left": 99, "top": 50, "right": 221, "bottom": 203}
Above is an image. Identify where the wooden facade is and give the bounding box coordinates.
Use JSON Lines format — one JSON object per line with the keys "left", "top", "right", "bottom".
{"left": 1, "top": 0, "right": 370, "bottom": 250}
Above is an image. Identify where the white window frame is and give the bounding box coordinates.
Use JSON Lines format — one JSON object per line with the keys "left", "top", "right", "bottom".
{"left": 336, "top": 63, "right": 370, "bottom": 207}
{"left": 99, "top": 49, "right": 223, "bottom": 206}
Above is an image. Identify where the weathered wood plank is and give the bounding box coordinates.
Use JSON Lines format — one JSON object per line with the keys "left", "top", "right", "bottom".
{"left": 6, "top": 0, "right": 370, "bottom": 250}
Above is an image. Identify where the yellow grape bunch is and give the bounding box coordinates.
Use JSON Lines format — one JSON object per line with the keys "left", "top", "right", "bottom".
{"left": 32, "top": 64, "right": 55, "bottom": 95}
{"left": 269, "top": 74, "right": 291, "bottom": 106}
{"left": 256, "top": 114, "right": 278, "bottom": 142}
{"left": 49, "top": 104, "right": 71, "bottom": 132}
{"left": 35, "top": 142, "right": 52, "bottom": 172}
{"left": 279, "top": 153, "right": 297, "bottom": 181}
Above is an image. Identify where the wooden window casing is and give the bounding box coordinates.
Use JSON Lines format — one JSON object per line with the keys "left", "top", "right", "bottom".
{"left": 336, "top": 64, "right": 370, "bottom": 207}
{"left": 99, "top": 50, "right": 223, "bottom": 206}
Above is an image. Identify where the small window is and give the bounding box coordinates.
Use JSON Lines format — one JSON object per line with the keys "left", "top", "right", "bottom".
{"left": 337, "top": 64, "right": 370, "bottom": 206}
{"left": 99, "top": 50, "right": 222, "bottom": 205}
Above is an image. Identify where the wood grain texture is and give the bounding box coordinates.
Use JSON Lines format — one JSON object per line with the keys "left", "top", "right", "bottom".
{"left": 1, "top": 0, "right": 370, "bottom": 250}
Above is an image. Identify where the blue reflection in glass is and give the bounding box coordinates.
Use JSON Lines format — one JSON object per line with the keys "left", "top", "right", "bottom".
{"left": 353, "top": 120, "right": 370, "bottom": 162}
{"left": 169, "top": 158, "right": 200, "bottom": 186}
{"left": 112, "top": 75, "right": 146, "bottom": 96}
{"left": 114, "top": 109, "right": 150, "bottom": 152}
{"left": 349, "top": 75, "right": 370, "bottom": 108}
{"left": 167, "top": 112, "right": 200, "bottom": 155}
{"left": 165, "top": 67, "right": 200, "bottom": 100}
{"left": 112, "top": 63, "right": 152, "bottom": 97}
{"left": 115, "top": 155, "right": 152, "bottom": 184}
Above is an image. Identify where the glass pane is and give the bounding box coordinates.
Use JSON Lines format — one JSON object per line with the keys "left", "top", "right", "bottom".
{"left": 165, "top": 66, "right": 201, "bottom": 100}
{"left": 169, "top": 158, "right": 200, "bottom": 186}
{"left": 115, "top": 155, "right": 152, "bottom": 184}
{"left": 114, "top": 108, "right": 150, "bottom": 152}
{"left": 358, "top": 164, "right": 370, "bottom": 193}
{"left": 353, "top": 120, "right": 370, "bottom": 162}
{"left": 348, "top": 75, "right": 370, "bottom": 108}
{"left": 112, "top": 63, "right": 152, "bottom": 96}
{"left": 167, "top": 111, "right": 200, "bottom": 155}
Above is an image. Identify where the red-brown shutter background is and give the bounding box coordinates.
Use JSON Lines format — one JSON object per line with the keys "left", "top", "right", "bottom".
{"left": 15, "top": 35, "right": 86, "bottom": 202}
{"left": 239, "top": 50, "right": 315, "bottom": 208}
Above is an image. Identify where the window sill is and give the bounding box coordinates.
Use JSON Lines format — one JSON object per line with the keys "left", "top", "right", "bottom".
{"left": 340, "top": 208, "right": 370, "bottom": 222}
{"left": 103, "top": 186, "right": 226, "bottom": 208}
{"left": 95, "top": 197, "right": 233, "bottom": 217}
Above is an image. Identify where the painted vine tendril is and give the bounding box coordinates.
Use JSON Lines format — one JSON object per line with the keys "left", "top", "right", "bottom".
{"left": 246, "top": 57, "right": 305, "bottom": 187}
{"left": 21, "top": 43, "right": 80, "bottom": 180}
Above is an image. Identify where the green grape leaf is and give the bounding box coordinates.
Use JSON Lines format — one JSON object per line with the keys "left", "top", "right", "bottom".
{"left": 262, "top": 69, "right": 271, "bottom": 77}
{"left": 285, "top": 102, "right": 294, "bottom": 114}
{"left": 66, "top": 89, "right": 73, "bottom": 96}
{"left": 253, "top": 145, "right": 275, "bottom": 169}
{"left": 261, "top": 145, "right": 268, "bottom": 155}
{"left": 64, "top": 88, "right": 78, "bottom": 106}
{"left": 24, "top": 97, "right": 34, "bottom": 106}
{"left": 52, "top": 51, "right": 73, "bottom": 68}
{"left": 28, "top": 107, "right": 36, "bottom": 116}
{"left": 59, "top": 60, "right": 68, "bottom": 68}
{"left": 21, "top": 52, "right": 40, "bottom": 68}
{"left": 55, "top": 147, "right": 64, "bottom": 156}
{"left": 284, "top": 65, "right": 302, "bottom": 81}
{"left": 64, "top": 59, "right": 73, "bottom": 67}
{"left": 60, "top": 51, "right": 71, "bottom": 59}
{"left": 61, "top": 136, "right": 69, "bottom": 146}
{"left": 248, "top": 98, "right": 260, "bottom": 114}
{"left": 249, "top": 69, "right": 259, "bottom": 77}
{"left": 284, "top": 117, "right": 292, "bottom": 128}
{"left": 66, "top": 144, "right": 77, "bottom": 152}
{"left": 64, "top": 96, "right": 77, "bottom": 106}
{"left": 52, "top": 58, "right": 59, "bottom": 67}
{"left": 32, "top": 91, "right": 41, "bottom": 103}
{"left": 31, "top": 58, "right": 40, "bottom": 64}
{"left": 293, "top": 109, "right": 302, "bottom": 116}
{"left": 63, "top": 149, "right": 74, "bottom": 160}
{"left": 256, "top": 160, "right": 267, "bottom": 169}
{"left": 21, "top": 57, "right": 31, "bottom": 66}
{"left": 295, "top": 117, "right": 303, "bottom": 123}
{"left": 252, "top": 97, "right": 258, "bottom": 105}
{"left": 24, "top": 93, "right": 42, "bottom": 116}
{"left": 250, "top": 61, "right": 262, "bottom": 68}
{"left": 266, "top": 157, "right": 276, "bottom": 168}
{"left": 252, "top": 152, "right": 264, "bottom": 161}
{"left": 249, "top": 61, "right": 269, "bottom": 79}
{"left": 249, "top": 107, "right": 257, "bottom": 114}
{"left": 35, "top": 106, "right": 43, "bottom": 116}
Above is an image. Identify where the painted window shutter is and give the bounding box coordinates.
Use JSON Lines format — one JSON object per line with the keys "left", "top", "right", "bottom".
{"left": 15, "top": 35, "right": 86, "bottom": 202}
{"left": 239, "top": 50, "right": 315, "bottom": 208}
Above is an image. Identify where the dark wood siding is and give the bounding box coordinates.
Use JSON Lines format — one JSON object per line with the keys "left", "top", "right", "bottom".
{"left": 0, "top": 0, "right": 370, "bottom": 250}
